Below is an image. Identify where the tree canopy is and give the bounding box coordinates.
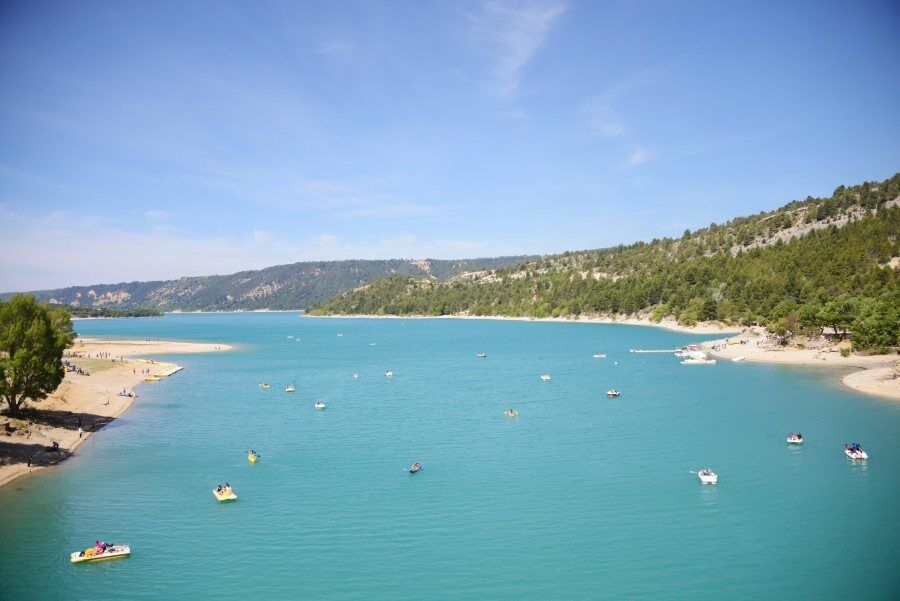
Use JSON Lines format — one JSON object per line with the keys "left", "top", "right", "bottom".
{"left": 0, "top": 294, "right": 75, "bottom": 416}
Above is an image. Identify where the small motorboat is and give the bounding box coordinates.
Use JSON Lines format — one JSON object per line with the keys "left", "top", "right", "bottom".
{"left": 844, "top": 444, "right": 868, "bottom": 460}
{"left": 786, "top": 433, "right": 803, "bottom": 444}
{"left": 248, "top": 451, "right": 260, "bottom": 463}
{"left": 681, "top": 358, "right": 717, "bottom": 365}
{"left": 540, "top": 374, "right": 551, "bottom": 381}
{"left": 732, "top": 356, "right": 746, "bottom": 362}
{"left": 284, "top": 385, "right": 295, "bottom": 393}
{"left": 260, "top": 382, "right": 270, "bottom": 389}
{"left": 593, "top": 353, "right": 607, "bottom": 359}
{"left": 698, "top": 468, "right": 718, "bottom": 484}
{"left": 606, "top": 389, "right": 620, "bottom": 398}
{"left": 213, "top": 486, "right": 237, "bottom": 502}
{"left": 353, "top": 372, "right": 360, "bottom": 379}
{"left": 314, "top": 401, "right": 326, "bottom": 410}
{"left": 385, "top": 370, "right": 394, "bottom": 378}
{"left": 476, "top": 352, "right": 487, "bottom": 358}
{"left": 505, "top": 408, "right": 519, "bottom": 417}
{"left": 408, "top": 462, "right": 421, "bottom": 474}
{"left": 71, "top": 544, "right": 131, "bottom": 564}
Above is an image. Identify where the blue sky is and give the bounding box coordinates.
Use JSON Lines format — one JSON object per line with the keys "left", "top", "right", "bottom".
{"left": 1, "top": 0, "right": 898, "bottom": 290}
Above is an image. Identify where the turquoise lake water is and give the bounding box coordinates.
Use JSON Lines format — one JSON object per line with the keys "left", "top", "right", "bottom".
{"left": 1, "top": 313, "right": 898, "bottom": 599}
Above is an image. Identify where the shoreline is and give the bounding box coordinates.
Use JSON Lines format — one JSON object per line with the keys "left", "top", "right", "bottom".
{"left": 701, "top": 334, "right": 898, "bottom": 401}
{"left": 0, "top": 337, "right": 230, "bottom": 490}
{"left": 304, "top": 312, "right": 740, "bottom": 335}
{"left": 310, "top": 312, "right": 898, "bottom": 400}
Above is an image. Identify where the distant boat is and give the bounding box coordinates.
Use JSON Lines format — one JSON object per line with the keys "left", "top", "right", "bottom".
{"left": 370, "top": 342, "right": 377, "bottom": 346}
{"left": 248, "top": 451, "right": 260, "bottom": 463}
{"left": 337, "top": 333, "right": 343, "bottom": 337}
{"left": 385, "top": 370, "right": 394, "bottom": 378}
{"left": 260, "top": 382, "right": 270, "bottom": 389}
{"left": 408, "top": 462, "right": 421, "bottom": 474}
{"left": 314, "top": 401, "right": 326, "bottom": 410}
{"left": 593, "top": 353, "right": 607, "bottom": 358}
{"left": 698, "top": 468, "right": 718, "bottom": 484}
{"left": 287, "top": 335, "right": 293, "bottom": 339}
{"left": 505, "top": 408, "right": 519, "bottom": 417}
{"left": 606, "top": 389, "right": 620, "bottom": 398}
{"left": 213, "top": 486, "right": 237, "bottom": 501}
{"left": 353, "top": 372, "right": 360, "bottom": 379}
{"left": 540, "top": 374, "right": 551, "bottom": 381}
{"left": 681, "top": 358, "right": 716, "bottom": 365}
{"left": 285, "top": 385, "right": 295, "bottom": 393}
{"left": 476, "top": 352, "right": 487, "bottom": 358}
{"left": 786, "top": 433, "right": 803, "bottom": 444}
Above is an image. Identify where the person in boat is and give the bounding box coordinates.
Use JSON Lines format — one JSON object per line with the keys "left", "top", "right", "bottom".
{"left": 797, "top": 433, "right": 802, "bottom": 440}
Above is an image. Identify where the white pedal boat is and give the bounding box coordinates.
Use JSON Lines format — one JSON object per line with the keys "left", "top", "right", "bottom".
{"left": 71, "top": 544, "right": 131, "bottom": 564}
{"left": 698, "top": 469, "right": 718, "bottom": 484}
{"left": 593, "top": 353, "right": 607, "bottom": 358}
{"left": 845, "top": 448, "right": 868, "bottom": 460}
{"left": 314, "top": 401, "right": 326, "bottom": 410}
{"left": 540, "top": 374, "right": 551, "bottom": 381}
{"left": 786, "top": 434, "right": 803, "bottom": 444}
{"left": 385, "top": 370, "right": 394, "bottom": 378}
{"left": 606, "top": 389, "right": 620, "bottom": 398}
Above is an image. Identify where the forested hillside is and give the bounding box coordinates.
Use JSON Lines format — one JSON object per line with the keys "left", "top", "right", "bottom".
{"left": 2, "top": 257, "right": 536, "bottom": 312}
{"left": 311, "top": 175, "right": 900, "bottom": 351}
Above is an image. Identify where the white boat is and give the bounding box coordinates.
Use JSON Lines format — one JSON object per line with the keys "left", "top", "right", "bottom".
{"left": 844, "top": 445, "right": 868, "bottom": 460}
{"left": 698, "top": 468, "right": 718, "bottom": 484}
{"left": 284, "top": 385, "right": 295, "bottom": 393}
{"left": 385, "top": 370, "right": 394, "bottom": 378}
{"left": 314, "top": 401, "right": 326, "bottom": 410}
{"left": 370, "top": 342, "right": 377, "bottom": 346}
{"left": 681, "top": 358, "right": 717, "bottom": 365}
{"left": 732, "top": 356, "right": 746, "bottom": 362}
{"left": 353, "top": 372, "right": 360, "bottom": 379}
{"left": 593, "top": 353, "right": 607, "bottom": 359}
{"left": 287, "top": 335, "right": 293, "bottom": 339}
{"left": 606, "top": 389, "right": 620, "bottom": 397}
{"left": 337, "top": 333, "right": 343, "bottom": 337}
{"left": 786, "top": 433, "right": 803, "bottom": 444}
{"left": 540, "top": 374, "right": 551, "bottom": 381}
{"left": 71, "top": 544, "right": 131, "bottom": 564}
{"left": 476, "top": 352, "right": 487, "bottom": 358}
{"left": 505, "top": 408, "right": 519, "bottom": 417}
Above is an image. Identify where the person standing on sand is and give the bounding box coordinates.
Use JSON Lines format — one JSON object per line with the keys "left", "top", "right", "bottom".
{"left": 77, "top": 426, "right": 83, "bottom": 439}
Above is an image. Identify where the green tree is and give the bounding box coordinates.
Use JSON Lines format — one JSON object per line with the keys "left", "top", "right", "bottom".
{"left": 852, "top": 294, "right": 900, "bottom": 352}
{"left": 0, "top": 295, "right": 75, "bottom": 416}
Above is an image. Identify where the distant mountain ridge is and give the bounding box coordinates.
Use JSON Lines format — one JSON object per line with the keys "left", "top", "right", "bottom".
{"left": 3, "top": 257, "right": 538, "bottom": 311}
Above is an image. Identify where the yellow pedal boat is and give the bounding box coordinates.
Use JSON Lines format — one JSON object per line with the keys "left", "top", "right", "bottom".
{"left": 213, "top": 487, "right": 237, "bottom": 502}
{"left": 260, "top": 382, "right": 270, "bottom": 389}
{"left": 71, "top": 544, "right": 131, "bottom": 564}
{"left": 248, "top": 453, "right": 259, "bottom": 463}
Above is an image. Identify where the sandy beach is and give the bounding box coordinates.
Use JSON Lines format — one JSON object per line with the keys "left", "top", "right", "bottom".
{"left": 0, "top": 338, "right": 230, "bottom": 489}
{"left": 702, "top": 332, "right": 899, "bottom": 401}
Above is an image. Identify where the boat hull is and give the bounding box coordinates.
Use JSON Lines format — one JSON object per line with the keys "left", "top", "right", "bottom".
{"left": 213, "top": 489, "right": 238, "bottom": 501}
{"left": 845, "top": 449, "right": 868, "bottom": 460}
{"left": 71, "top": 546, "right": 130, "bottom": 564}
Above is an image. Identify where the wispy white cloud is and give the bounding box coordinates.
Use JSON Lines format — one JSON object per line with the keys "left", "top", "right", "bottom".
{"left": 581, "top": 72, "right": 655, "bottom": 138}
{"left": 627, "top": 146, "right": 650, "bottom": 167}
{"left": 468, "top": 0, "right": 568, "bottom": 98}
{"left": 144, "top": 210, "right": 170, "bottom": 222}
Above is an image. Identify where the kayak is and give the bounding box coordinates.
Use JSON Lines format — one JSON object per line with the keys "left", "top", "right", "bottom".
{"left": 71, "top": 545, "right": 131, "bottom": 564}
{"left": 213, "top": 488, "right": 238, "bottom": 502}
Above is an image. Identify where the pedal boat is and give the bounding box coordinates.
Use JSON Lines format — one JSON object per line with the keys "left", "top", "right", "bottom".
{"left": 213, "top": 487, "right": 238, "bottom": 502}
{"left": 845, "top": 448, "right": 868, "bottom": 460}
{"left": 606, "top": 389, "right": 620, "bottom": 398}
{"left": 698, "top": 469, "right": 718, "bottom": 484}
{"left": 505, "top": 408, "right": 519, "bottom": 417}
{"left": 786, "top": 434, "right": 803, "bottom": 444}
{"left": 314, "top": 401, "right": 326, "bottom": 410}
{"left": 284, "top": 385, "right": 295, "bottom": 393}
{"left": 408, "top": 462, "right": 421, "bottom": 474}
{"left": 248, "top": 452, "right": 259, "bottom": 463}
{"left": 71, "top": 544, "right": 130, "bottom": 564}
{"left": 540, "top": 374, "right": 551, "bottom": 381}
